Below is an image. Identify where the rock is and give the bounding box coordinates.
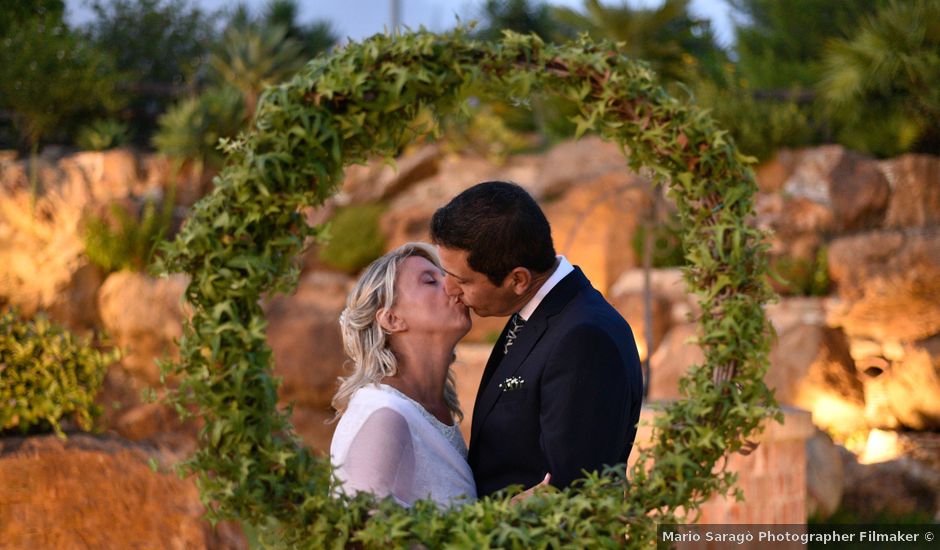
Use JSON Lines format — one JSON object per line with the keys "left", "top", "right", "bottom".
{"left": 806, "top": 429, "right": 843, "bottom": 519}
{"left": 610, "top": 268, "right": 697, "bottom": 324}
{"left": 379, "top": 154, "right": 501, "bottom": 250}
{"left": 781, "top": 145, "right": 848, "bottom": 205}
{"left": 0, "top": 150, "right": 169, "bottom": 331}
{"left": 545, "top": 171, "right": 652, "bottom": 294}
{"left": 265, "top": 271, "right": 352, "bottom": 410}
{"left": 532, "top": 136, "right": 630, "bottom": 200}
{"left": 97, "top": 272, "right": 190, "bottom": 383}
{"left": 379, "top": 153, "right": 544, "bottom": 251}
{"left": 840, "top": 448, "right": 940, "bottom": 521}
{"left": 339, "top": 143, "right": 442, "bottom": 205}
{"left": 827, "top": 227, "right": 940, "bottom": 342}
{"left": 58, "top": 148, "right": 142, "bottom": 202}
{"left": 290, "top": 405, "right": 337, "bottom": 454}
{"left": 881, "top": 341, "right": 940, "bottom": 430}
{"left": 648, "top": 323, "right": 702, "bottom": 400}
{"left": 755, "top": 193, "right": 832, "bottom": 264}
{"left": 781, "top": 145, "right": 890, "bottom": 233}
{"left": 94, "top": 363, "right": 194, "bottom": 455}
{"left": 650, "top": 314, "right": 868, "bottom": 438}
{"left": 608, "top": 291, "right": 671, "bottom": 362}
{"left": 138, "top": 154, "right": 211, "bottom": 207}
{"left": 767, "top": 323, "right": 867, "bottom": 437}
{"left": 453, "top": 343, "right": 492, "bottom": 443}
{"left": 765, "top": 297, "right": 827, "bottom": 336}
{"left": 380, "top": 203, "right": 438, "bottom": 251}
{"left": 881, "top": 154, "right": 940, "bottom": 228}
{"left": 0, "top": 434, "right": 245, "bottom": 549}
{"left": 754, "top": 149, "right": 800, "bottom": 193}
{"left": 828, "top": 153, "right": 890, "bottom": 232}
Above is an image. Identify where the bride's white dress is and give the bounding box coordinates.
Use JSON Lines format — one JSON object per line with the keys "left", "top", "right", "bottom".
{"left": 330, "top": 384, "right": 477, "bottom": 507}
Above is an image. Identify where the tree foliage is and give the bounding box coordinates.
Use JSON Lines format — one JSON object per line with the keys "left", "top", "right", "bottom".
{"left": 84, "top": 0, "right": 218, "bottom": 140}
{"left": 157, "top": 29, "right": 778, "bottom": 548}
{"left": 819, "top": 0, "right": 940, "bottom": 155}
{"left": 554, "top": 0, "right": 728, "bottom": 84}
{"left": 0, "top": 12, "right": 122, "bottom": 151}
{"left": 729, "top": 0, "right": 888, "bottom": 88}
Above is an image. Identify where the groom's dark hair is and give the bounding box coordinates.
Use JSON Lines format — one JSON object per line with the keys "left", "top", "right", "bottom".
{"left": 430, "top": 181, "right": 556, "bottom": 285}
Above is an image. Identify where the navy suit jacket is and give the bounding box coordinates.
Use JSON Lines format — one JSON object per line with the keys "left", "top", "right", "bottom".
{"left": 467, "top": 267, "right": 643, "bottom": 497}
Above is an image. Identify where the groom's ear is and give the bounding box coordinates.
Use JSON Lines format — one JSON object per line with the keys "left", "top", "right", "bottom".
{"left": 376, "top": 308, "right": 407, "bottom": 334}
{"left": 507, "top": 267, "right": 533, "bottom": 295}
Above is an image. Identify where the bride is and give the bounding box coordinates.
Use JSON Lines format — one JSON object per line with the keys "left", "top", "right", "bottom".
{"left": 330, "top": 242, "right": 477, "bottom": 506}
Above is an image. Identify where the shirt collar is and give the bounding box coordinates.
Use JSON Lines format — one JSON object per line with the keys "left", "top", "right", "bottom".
{"left": 518, "top": 256, "right": 574, "bottom": 321}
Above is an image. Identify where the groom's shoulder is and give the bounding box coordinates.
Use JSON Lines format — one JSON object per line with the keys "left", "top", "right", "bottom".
{"left": 556, "top": 286, "right": 629, "bottom": 334}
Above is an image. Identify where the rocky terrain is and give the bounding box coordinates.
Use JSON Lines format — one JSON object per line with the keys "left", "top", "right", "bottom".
{"left": 1, "top": 139, "right": 938, "bottom": 541}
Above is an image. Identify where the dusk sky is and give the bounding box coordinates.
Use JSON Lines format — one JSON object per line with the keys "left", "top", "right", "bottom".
{"left": 66, "top": 0, "right": 736, "bottom": 47}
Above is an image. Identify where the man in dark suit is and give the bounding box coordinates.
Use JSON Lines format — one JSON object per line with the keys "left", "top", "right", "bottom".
{"left": 430, "top": 181, "right": 643, "bottom": 497}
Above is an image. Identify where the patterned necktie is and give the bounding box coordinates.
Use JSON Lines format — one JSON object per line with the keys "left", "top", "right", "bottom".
{"left": 503, "top": 313, "right": 526, "bottom": 355}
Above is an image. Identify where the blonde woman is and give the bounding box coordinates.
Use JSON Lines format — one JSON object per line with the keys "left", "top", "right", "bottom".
{"left": 330, "top": 242, "right": 476, "bottom": 506}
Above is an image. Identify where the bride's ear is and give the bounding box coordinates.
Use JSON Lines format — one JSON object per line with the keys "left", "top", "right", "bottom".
{"left": 376, "top": 307, "right": 407, "bottom": 334}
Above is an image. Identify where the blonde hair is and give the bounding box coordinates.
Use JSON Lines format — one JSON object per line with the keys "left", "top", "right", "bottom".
{"left": 332, "top": 242, "right": 463, "bottom": 422}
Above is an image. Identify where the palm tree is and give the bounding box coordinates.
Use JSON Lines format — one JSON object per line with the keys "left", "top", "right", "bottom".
{"left": 210, "top": 11, "right": 305, "bottom": 120}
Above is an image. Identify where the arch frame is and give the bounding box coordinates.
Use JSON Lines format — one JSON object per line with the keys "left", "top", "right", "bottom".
{"left": 160, "top": 29, "right": 779, "bottom": 548}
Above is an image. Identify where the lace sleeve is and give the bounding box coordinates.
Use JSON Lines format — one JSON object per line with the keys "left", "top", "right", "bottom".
{"left": 341, "top": 407, "right": 417, "bottom": 506}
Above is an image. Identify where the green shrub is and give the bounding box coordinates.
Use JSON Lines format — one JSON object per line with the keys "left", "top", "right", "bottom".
{"left": 0, "top": 309, "right": 118, "bottom": 438}
{"left": 82, "top": 193, "right": 175, "bottom": 273}
{"left": 317, "top": 203, "right": 388, "bottom": 273}
{"left": 76, "top": 118, "right": 130, "bottom": 151}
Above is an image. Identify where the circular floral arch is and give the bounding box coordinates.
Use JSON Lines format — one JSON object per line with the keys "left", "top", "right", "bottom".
{"left": 160, "top": 30, "right": 778, "bottom": 548}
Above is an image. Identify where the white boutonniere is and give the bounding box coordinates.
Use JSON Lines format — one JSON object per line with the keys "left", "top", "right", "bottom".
{"left": 498, "top": 376, "right": 525, "bottom": 392}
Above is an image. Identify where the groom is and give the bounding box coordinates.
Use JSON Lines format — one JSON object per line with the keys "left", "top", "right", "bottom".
{"left": 430, "top": 181, "right": 643, "bottom": 496}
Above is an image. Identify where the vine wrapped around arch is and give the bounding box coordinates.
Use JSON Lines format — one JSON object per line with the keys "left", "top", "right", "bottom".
{"left": 158, "top": 29, "right": 779, "bottom": 549}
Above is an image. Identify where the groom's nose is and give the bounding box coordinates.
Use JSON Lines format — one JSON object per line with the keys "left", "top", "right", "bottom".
{"left": 443, "top": 275, "right": 460, "bottom": 297}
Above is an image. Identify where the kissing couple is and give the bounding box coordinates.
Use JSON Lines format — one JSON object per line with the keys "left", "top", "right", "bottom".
{"left": 330, "top": 181, "right": 644, "bottom": 506}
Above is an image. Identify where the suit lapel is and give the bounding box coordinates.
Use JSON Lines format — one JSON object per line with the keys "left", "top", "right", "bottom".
{"left": 469, "top": 268, "right": 591, "bottom": 446}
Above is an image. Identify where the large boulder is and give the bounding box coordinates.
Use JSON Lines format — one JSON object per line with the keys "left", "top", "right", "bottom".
{"left": 648, "top": 323, "right": 702, "bottom": 400}
{"left": 650, "top": 304, "right": 868, "bottom": 439}
{"left": 610, "top": 267, "right": 697, "bottom": 326}
{"left": 840, "top": 448, "right": 940, "bottom": 521}
{"left": 545, "top": 171, "right": 652, "bottom": 294}
{"left": 881, "top": 154, "right": 940, "bottom": 229}
{"left": 608, "top": 290, "right": 671, "bottom": 362}
{"left": 338, "top": 143, "right": 442, "bottom": 205}
{"left": 0, "top": 434, "right": 245, "bottom": 549}
{"left": 379, "top": 152, "right": 545, "bottom": 251}
{"left": 780, "top": 145, "right": 890, "bottom": 233}
{"left": 767, "top": 323, "right": 867, "bottom": 437}
{"left": 95, "top": 364, "right": 199, "bottom": 454}
{"left": 806, "top": 429, "right": 844, "bottom": 519}
{"left": 880, "top": 339, "right": 940, "bottom": 430}
{"left": 756, "top": 193, "right": 833, "bottom": 262}
{"left": 827, "top": 227, "right": 940, "bottom": 342}
{"left": 97, "top": 271, "right": 190, "bottom": 383}
{"left": 453, "top": 343, "right": 492, "bottom": 443}
{"left": 265, "top": 270, "right": 352, "bottom": 412}
{"left": 531, "top": 136, "right": 630, "bottom": 200}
